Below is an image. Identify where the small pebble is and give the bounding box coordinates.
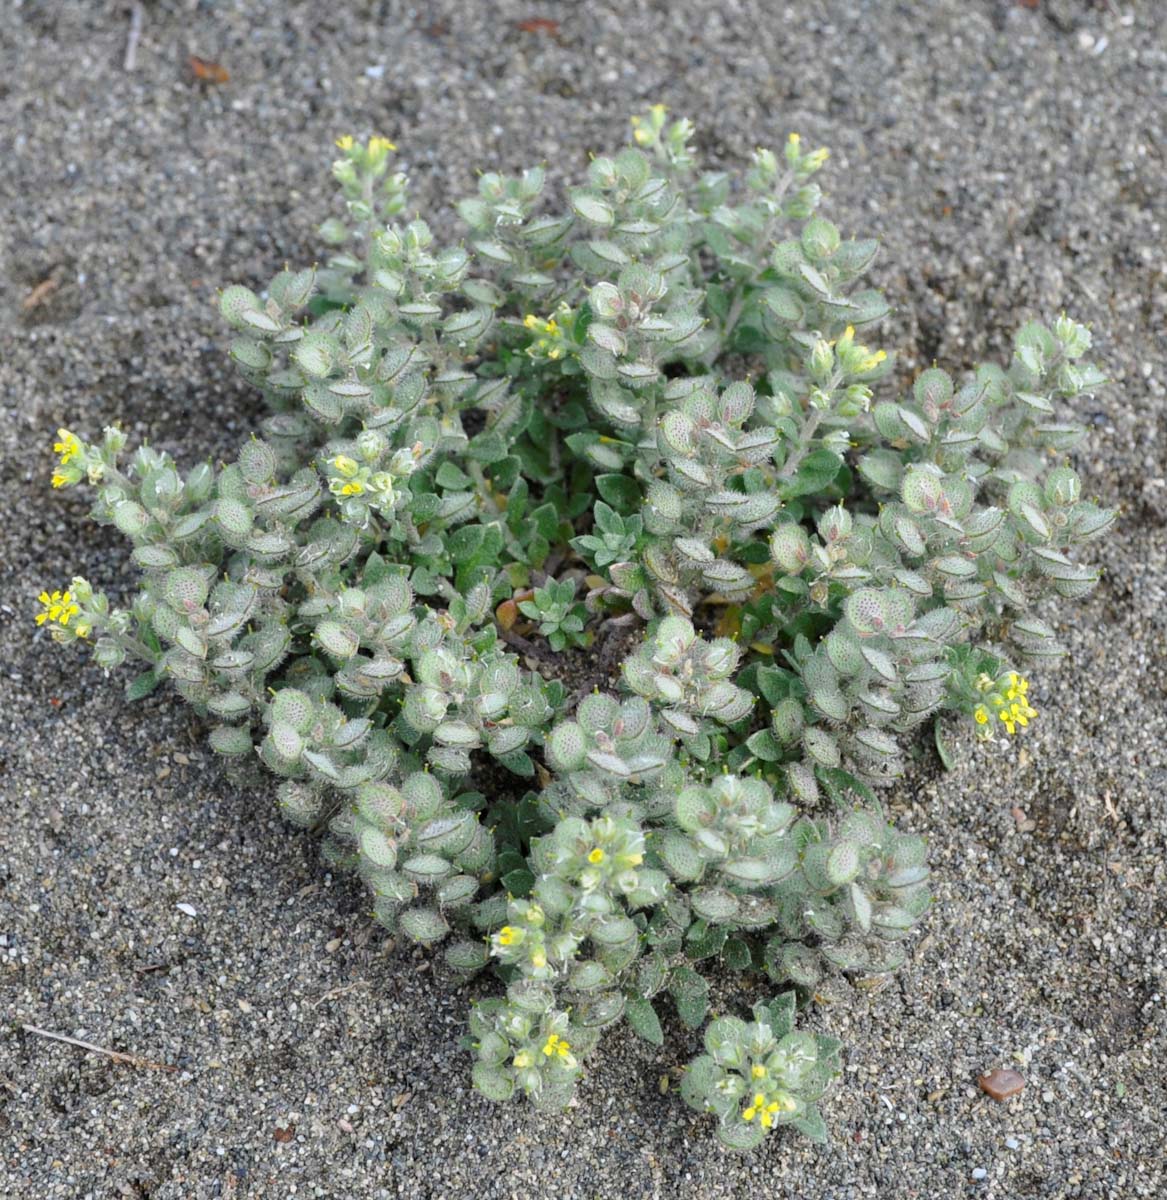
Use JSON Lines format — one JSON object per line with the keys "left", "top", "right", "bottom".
{"left": 978, "top": 1068, "right": 1025, "bottom": 1101}
{"left": 1005, "top": 1137, "right": 1020, "bottom": 1150}
{"left": 175, "top": 902, "right": 198, "bottom": 918}
{"left": 972, "top": 1167, "right": 987, "bottom": 1181}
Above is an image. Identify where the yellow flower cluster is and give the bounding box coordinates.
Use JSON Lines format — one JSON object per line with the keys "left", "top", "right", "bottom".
{"left": 36, "top": 589, "right": 85, "bottom": 634}
{"left": 836, "top": 325, "right": 887, "bottom": 375}
{"left": 522, "top": 310, "right": 568, "bottom": 361}
{"left": 741, "top": 1089, "right": 796, "bottom": 1127}
{"left": 582, "top": 840, "right": 642, "bottom": 872}
{"left": 54, "top": 430, "right": 80, "bottom": 464}
{"left": 330, "top": 454, "right": 364, "bottom": 496}
{"left": 335, "top": 134, "right": 396, "bottom": 157}
{"left": 542, "top": 1033, "right": 575, "bottom": 1066}
{"left": 51, "top": 429, "right": 82, "bottom": 488}
{"left": 325, "top": 454, "right": 398, "bottom": 504}
{"left": 974, "top": 672, "right": 1037, "bottom": 738}
{"left": 629, "top": 104, "right": 670, "bottom": 147}
{"left": 786, "top": 131, "right": 829, "bottom": 172}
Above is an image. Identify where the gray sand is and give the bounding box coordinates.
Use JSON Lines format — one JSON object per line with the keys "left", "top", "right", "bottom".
{"left": 1, "top": 2, "right": 1164, "bottom": 1197}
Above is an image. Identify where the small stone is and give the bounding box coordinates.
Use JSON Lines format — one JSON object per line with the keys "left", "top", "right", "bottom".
{"left": 272, "top": 1124, "right": 295, "bottom": 1143}
{"left": 971, "top": 1167, "right": 987, "bottom": 1181}
{"left": 978, "top": 1068, "right": 1025, "bottom": 1101}
{"left": 175, "top": 902, "right": 198, "bottom": 918}
{"left": 1005, "top": 1137, "right": 1020, "bottom": 1150}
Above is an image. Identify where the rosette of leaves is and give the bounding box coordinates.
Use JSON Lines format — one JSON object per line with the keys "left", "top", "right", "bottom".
{"left": 681, "top": 993, "right": 840, "bottom": 1149}
{"left": 398, "top": 628, "right": 556, "bottom": 777}
{"left": 621, "top": 615, "right": 754, "bottom": 757}
{"left": 469, "top": 1002, "right": 592, "bottom": 1110}
{"left": 764, "top": 805, "right": 931, "bottom": 987}
{"left": 543, "top": 693, "right": 674, "bottom": 810}
{"left": 517, "top": 578, "right": 590, "bottom": 651}
{"left": 328, "top": 769, "right": 495, "bottom": 947}
{"left": 658, "top": 775, "right": 798, "bottom": 908}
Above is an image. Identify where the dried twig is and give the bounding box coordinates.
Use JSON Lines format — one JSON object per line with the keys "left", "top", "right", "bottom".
{"left": 21, "top": 271, "right": 62, "bottom": 311}
{"left": 124, "top": 2, "right": 144, "bottom": 72}
{"left": 311, "top": 980, "right": 369, "bottom": 1009}
{"left": 21, "top": 1023, "right": 177, "bottom": 1073}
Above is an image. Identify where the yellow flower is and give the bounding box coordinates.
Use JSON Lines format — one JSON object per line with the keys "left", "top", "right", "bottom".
{"left": 859, "top": 349, "right": 888, "bottom": 372}
{"left": 587, "top": 847, "right": 605, "bottom": 865}
{"left": 513, "top": 1050, "right": 532, "bottom": 1069}
{"left": 54, "top": 429, "right": 81, "bottom": 465}
{"left": 335, "top": 135, "right": 355, "bottom": 151}
{"left": 649, "top": 103, "right": 668, "bottom": 119}
{"left": 751, "top": 1064, "right": 767, "bottom": 1079}
{"left": 999, "top": 697, "right": 1037, "bottom": 736}
{"left": 522, "top": 310, "right": 570, "bottom": 362}
{"left": 742, "top": 1091, "right": 767, "bottom": 1122}
{"left": 368, "top": 135, "right": 396, "bottom": 155}
{"left": 339, "top": 481, "right": 364, "bottom": 496}
{"left": 496, "top": 926, "right": 517, "bottom": 946}
{"left": 332, "top": 455, "right": 359, "bottom": 478}
{"left": 977, "top": 671, "right": 1037, "bottom": 737}
{"left": 36, "top": 589, "right": 80, "bottom": 629}
{"left": 788, "top": 132, "right": 801, "bottom": 148}
{"left": 51, "top": 471, "right": 71, "bottom": 489}
{"left": 530, "top": 948, "right": 547, "bottom": 969}
{"left": 542, "top": 1033, "right": 571, "bottom": 1059}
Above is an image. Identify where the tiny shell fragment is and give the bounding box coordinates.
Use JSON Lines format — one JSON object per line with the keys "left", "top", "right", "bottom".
{"left": 978, "top": 1068, "right": 1025, "bottom": 1101}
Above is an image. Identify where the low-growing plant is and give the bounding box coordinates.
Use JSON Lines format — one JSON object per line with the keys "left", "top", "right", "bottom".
{"left": 38, "top": 109, "right": 1111, "bottom": 1148}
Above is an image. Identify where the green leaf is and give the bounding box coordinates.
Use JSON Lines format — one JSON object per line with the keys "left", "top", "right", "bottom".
{"left": 500, "top": 867, "right": 535, "bottom": 896}
{"left": 466, "top": 430, "right": 508, "bottom": 464}
{"left": 126, "top": 671, "right": 161, "bottom": 702}
{"left": 595, "top": 474, "right": 641, "bottom": 514}
{"left": 792, "top": 1103, "right": 829, "bottom": 1144}
{"left": 436, "top": 461, "right": 472, "bottom": 490}
{"left": 448, "top": 523, "right": 487, "bottom": 564}
{"left": 625, "top": 997, "right": 664, "bottom": 1046}
{"left": 669, "top": 966, "right": 710, "bottom": 1029}
{"left": 723, "top": 938, "right": 752, "bottom": 971}
{"left": 569, "top": 189, "right": 615, "bottom": 227}
{"left": 765, "top": 991, "right": 797, "bottom": 1039}
{"left": 785, "top": 448, "right": 844, "bottom": 498}
{"left": 745, "top": 729, "right": 782, "bottom": 762}
{"left": 472, "top": 1062, "right": 515, "bottom": 1102}
{"left": 754, "top": 664, "right": 792, "bottom": 706}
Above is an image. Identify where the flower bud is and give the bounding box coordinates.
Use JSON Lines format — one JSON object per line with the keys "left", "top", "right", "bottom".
{"left": 809, "top": 339, "right": 834, "bottom": 381}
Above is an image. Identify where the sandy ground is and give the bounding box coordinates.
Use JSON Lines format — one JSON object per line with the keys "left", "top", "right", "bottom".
{"left": 1, "top": 2, "right": 1165, "bottom": 1197}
